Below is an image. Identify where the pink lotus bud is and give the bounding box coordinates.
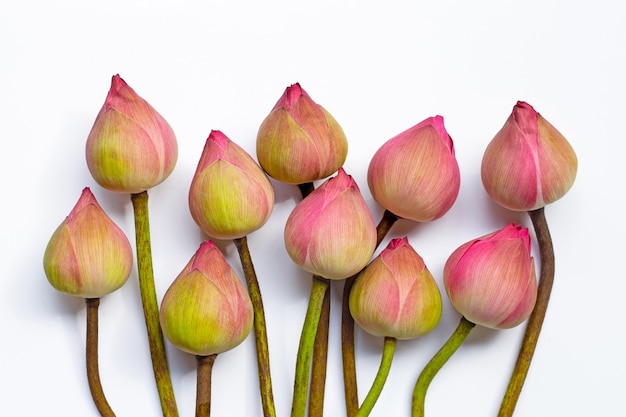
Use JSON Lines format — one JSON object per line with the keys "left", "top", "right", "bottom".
{"left": 481, "top": 101, "right": 578, "bottom": 211}
{"left": 43, "top": 188, "right": 133, "bottom": 298}
{"left": 284, "top": 168, "right": 377, "bottom": 280}
{"left": 189, "top": 130, "right": 275, "bottom": 240}
{"left": 256, "top": 83, "right": 348, "bottom": 184}
{"left": 349, "top": 237, "right": 442, "bottom": 340}
{"left": 443, "top": 223, "right": 537, "bottom": 329}
{"left": 159, "top": 241, "right": 253, "bottom": 356}
{"left": 367, "top": 116, "right": 460, "bottom": 222}
{"left": 86, "top": 74, "right": 178, "bottom": 193}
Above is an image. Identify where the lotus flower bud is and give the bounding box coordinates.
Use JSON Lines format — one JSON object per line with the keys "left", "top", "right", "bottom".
{"left": 349, "top": 237, "right": 442, "bottom": 340}
{"left": 189, "top": 130, "right": 275, "bottom": 240}
{"left": 444, "top": 223, "right": 537, "bottom": 329}
{"left": 256, "top": 83, "right": 348, "bottom": 184}
{"left": 284, "top": 168, "right": 376, "bottom": 280}
{"left": 367, "top": 116, "right": 460, "bottom": 222}
{"left": 481, "top": 101, "right": 578, "bottom": 211}
{"left": 159, "top": 241, "right": 253, "bottom": 356}
{"left": 86, "top": 74, "right": 178, "bottom": 193}
{"left": 43, "top": 188, "right": 133, "bottom": 298}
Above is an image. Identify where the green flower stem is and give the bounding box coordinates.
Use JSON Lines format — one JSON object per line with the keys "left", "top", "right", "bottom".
{"left": 498, "top": 207, "right": 555, "bottom": 417}
{"left": 195, "top": 354, "right": 217, "bottom": 417}
{"left": 355, "top": 337, "right": 397, "bottom": 417}
{"left": 412, "top": 316, "right": 475, "bottom": 417}
{"left": 307, "top": 280, "right": 330, "bottom": 417}
{"left": 233, "top": 236, "right": 276, "bottom": 417}
{"left": 85, "top": 298, "right": 116, "bottom": 417}
{"left": 296, "top": 180, "right": 330, "bottom": 417}
{"left": 130, "top": 191, "right": 178, "bottom": 417}
{"left": 291, "top": 276, "right": 329, "bottom": 417}
{"left": 342, "top": 209, "right": 399, "bottom": 417}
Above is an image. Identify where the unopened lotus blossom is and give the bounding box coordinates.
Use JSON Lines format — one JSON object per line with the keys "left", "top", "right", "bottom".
{"left": 43, "top": 188, "right": 133, "bottom": 298}
{"left": 159, "top": 241, "right": 253, "bottom": 356}
{"left": 189, "top": 130, "right": 275, "bottom": 240}
{"left": 349, "top": 237, "right": 442, "bottom": 340}
{"left": 367, "top": 116, "right": 460, "bottom": 222}
{"left": 284, "top": 168, "right": 377, "bottom": 280}
{"left": 86, "top": 74, "right": 178, "bottom": 193}
{"left": 444, "top": 223, "right": 537, "bottom": 329}
{"left": 256, "top": 83, "right": 348, "bottom": 184}
{"left": 481, "top": 101, "right": 578, "bottom": 211}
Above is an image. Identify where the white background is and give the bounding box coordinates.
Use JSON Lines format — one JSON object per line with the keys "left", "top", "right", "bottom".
{"left": 2, "top": 1, "right": 624, "bottom": 416}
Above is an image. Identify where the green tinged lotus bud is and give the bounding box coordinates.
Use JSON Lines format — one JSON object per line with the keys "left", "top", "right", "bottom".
{"left": 256, "top": 83, "right": 348, "bottom": 184}
{"left": 349, "top": 237, "right": 442, "bottom": 339}
{"left": 86, "top": 74, "right": 178, "bottom": 193}
{"left": 189, "top": 130, "right": 275, "bottom": 240}
{"left": 43, "top": 188, "right": 133, "bottom": 298}
{"left": 159, "top": 241, "right": 254, "bottom": 356}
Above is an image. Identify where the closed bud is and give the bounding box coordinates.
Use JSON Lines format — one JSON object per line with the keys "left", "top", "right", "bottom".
{"left": 284, "top": 168, "right": 376, "bottom": 280}
{"left": 256, "top": 83, "right": 348, "bottom": 184}
{"left": 86, "top": 74, "right": 178, "bottom": 193}
{"left": 43, "top": 188, "right": 133, "bottom": 298}
{"left": 368, "top": 116, "right": 460, "bottom": 222}
{"left": 159, "top": 241, "right": 253, "bottom": 356}
{"left": 444, "top": 223, "right": 537, "bottom": 329}
{"left": 481, "top": 101, "right": 578, "bottom": 211}
{"left": 349, "top": 237, "right": 442, "bottom": 340}
{"left": 189, "top": 130, "right": 274, "bottom": 240}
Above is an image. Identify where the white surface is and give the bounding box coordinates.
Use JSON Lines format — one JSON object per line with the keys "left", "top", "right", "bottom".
{"left": 2, "top": 1, "right": 624, "bottom": 416}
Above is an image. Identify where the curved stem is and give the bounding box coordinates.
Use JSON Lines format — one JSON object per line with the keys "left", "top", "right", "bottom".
{"left": 498, "top": 208, "right": 555, "bottom": 417}
{"left": 355, "top": 337, "right": 397, "bottom": 417}
{"left": 131, "top": 191, "right": 178, "bottom": 417}
{"left": 412, "top": 317, "right": 475, "bottom": 417}
{"left": 233, "top": 236, "right": 276, "bottom": 417}
{"left": 85, "top": 298, "right": 116, "bottom": 417}
{"left": 342, "top": 209, "right": 399, "bottom": 417}
{"left": 291, "top": 277, "right": 329, "bottom": 417}
{"left": 195, "top": 354, "right": 217, "bottom": 417}
{"left": 308, "top": 280, "right": 330, "bottom": 417}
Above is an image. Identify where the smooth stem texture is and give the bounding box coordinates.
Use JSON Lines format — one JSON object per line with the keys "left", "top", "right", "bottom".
{"left": 308, "top": 280, "right": 330, "bottom": 417}
{"left": 342, "top": 209, "right": 399, "bottom": 417}
{"left": 355, "top": 337, "right": 397, "bottom": 417}
{"left": 233, "top": 236, "right": 276, "bottom": 417}
{"left": 131, "top": 191, "right": 178, "bottom": 417}
{"left": 412, "top": 316, "right": 475, "bottom": 417}
{"left": 498, "top": 207, "right": 555, "bottom": 417}
{"left": 291, "top": 277, "right": 329, "bottom": 417}
{"left": 296, "top": 181, "right": 330, "bottom": 417}
{"left": 85, "top": 298, "right": 116, "bottom": 417}
{"left": 195, "top": 354, "right": 217, "bottom": 417}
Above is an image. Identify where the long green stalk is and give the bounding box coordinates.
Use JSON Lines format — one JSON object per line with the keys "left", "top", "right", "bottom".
{"left": 342, "top": 209, "right": 399, "bottom": 416}
{"left": 296, "top": 181, "right": 331, "bottom": 417}
{"left": 355, "top": 337, "right": 397, "bottom": 417}
{"left": 233, "top": 236, "right": 276, "bottom": 417}
{"left": 131, "top": 191, "right": 178, "bottom": 417}
{"left": 412, "top": 317, "right": 475, "bottom": 417}
{"left": 307, "top": 281, "right": 330, "bottom": 417}
{"left": 291, "top": 277, "right": 329, "bottom": 417}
